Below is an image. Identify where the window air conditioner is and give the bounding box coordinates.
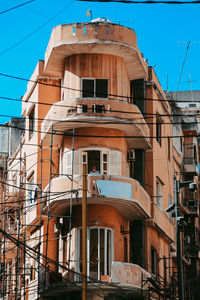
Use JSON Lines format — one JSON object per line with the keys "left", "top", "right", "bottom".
{"left": 128, "top": 149, "right": 135, "bottom": 161}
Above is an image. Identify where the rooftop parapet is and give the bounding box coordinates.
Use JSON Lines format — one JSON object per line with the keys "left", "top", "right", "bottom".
{"left": 44, "top": 22, "right": 148, "bottom": 79}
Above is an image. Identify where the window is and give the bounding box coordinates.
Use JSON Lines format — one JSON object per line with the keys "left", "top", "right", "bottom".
{"left": 82, "top": 78, "right": 108, "bottom": 98}
{"left": 62, "top": 148, "right": 121, "bottom": 176}
{"left": 27, "top": 173, "right": 35, "bottom": 205}
{"left": 156, "top": 177, "right": 163, "bottom": 209}
{"left": 76, "top": 227, "right": 113, "bottom": 280}
{"left": 29, "top": 107, "right": 35, "bottom": 138}
{"left": 156, "top": 115, "right": 162, "bottom": 145}
{"left": 151, "top": 247, "right": 158, "bottom": 277}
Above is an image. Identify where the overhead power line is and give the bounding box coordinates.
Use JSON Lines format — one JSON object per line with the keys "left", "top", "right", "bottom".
{"left": 0, "top": 1, "right": 75, "bottom": 56}
{"left": 1, "top": 71, "right": 200, "bottom": 104}
{"left": 77, "top": 0, "right": 200, "bottom": 4}
{"left": 0, "top": 0, "right": 36, "bottom": 15}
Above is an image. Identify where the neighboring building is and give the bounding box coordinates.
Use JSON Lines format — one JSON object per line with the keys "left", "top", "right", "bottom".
{"left": 0, "top": 21, "right": 199, "bottom": 300}
{"left": 167, "top": 91, "right": 200, "bottom": 300}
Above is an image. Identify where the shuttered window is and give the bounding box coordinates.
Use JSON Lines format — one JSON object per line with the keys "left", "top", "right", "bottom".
{"left": 62, "top": 149, "right": 121, "bottom": 176}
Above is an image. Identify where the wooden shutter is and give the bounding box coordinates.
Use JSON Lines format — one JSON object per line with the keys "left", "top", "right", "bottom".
{"left": 66, "top": 151, "right": 72, "bottom": 176}
{"left": 109, "top": 151, "right": 117, "bottom": 175}
{"left": 80, "top": 151, "right": 88, "bottom": 175}
{"left": 73, "top": 150, "right": 80, "bottom": 175}
{"left": 66, "top": 228, "right": 77, "bottom": 270}
{"left": 117, "top": 151, "right": 121, "bottom": 176}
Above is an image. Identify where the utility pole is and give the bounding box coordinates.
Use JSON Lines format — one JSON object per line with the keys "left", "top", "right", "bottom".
{"left": 82, "top": 163, "right": 87, "bottom": 300}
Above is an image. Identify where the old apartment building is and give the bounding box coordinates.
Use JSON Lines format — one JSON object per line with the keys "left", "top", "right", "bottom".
{"left": 0, "top": 20, "right": 199, "bottom": 300}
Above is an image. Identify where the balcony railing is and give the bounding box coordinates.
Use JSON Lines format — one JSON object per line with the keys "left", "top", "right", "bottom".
{"left": 43, "top": 174, "right": 151, "bottom": 219}
{"left": 41, "top": 98, "right": 150, "bottom": 149}
{"left": 151, "top": 203, "right": 175, "bottom": 242}
{"left": 183, "top": 199, "right": 199, "bottom": 216}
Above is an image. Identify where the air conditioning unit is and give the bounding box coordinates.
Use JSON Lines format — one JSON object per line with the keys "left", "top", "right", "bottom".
{"left": 128, "top": 149, "right": 135, "bottom": 161}
{"left": 92, "top": 104, "right": 105, "bottom": 113}
{"left": 54, "top": 222, "right": 63, "bottom": 234}
{"left": 184, "top": 236, "right": 190, "bottom": 245}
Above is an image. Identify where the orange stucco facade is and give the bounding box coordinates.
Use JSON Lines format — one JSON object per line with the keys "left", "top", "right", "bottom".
{"left": 3, "top": 20, "right": 200, "bottom": 300}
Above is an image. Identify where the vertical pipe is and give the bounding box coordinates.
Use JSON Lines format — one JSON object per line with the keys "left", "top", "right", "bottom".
{"left": 44, "top": 126, "right": 54, "bottom": 296}
{"left": 37, "top": 142, "right": 43, "bottom": 298}
{"left": 175, "top": 180, "right": 184, "bottom": 300}
{"left": 82, "top": 163, "right": 87, "bottom": 300}
{"left": 68, "top": 128, "right": 75, "bottom": 270}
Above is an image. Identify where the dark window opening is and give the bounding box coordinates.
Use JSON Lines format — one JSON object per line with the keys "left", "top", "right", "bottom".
{"left": 88, "top": 150, "right": 100, "bottom": 174}
{"left": 130, "top": 79, "right": 145, "bottom": 115}
{"left": 82, "top": 79, "right": 94, "bottom": 97}
{"left": 156, "top": 116, "right": 162, "bottom": 146}
{"left": 130, "top": 221, "right": 145, "bottom": 268}
{"left": 82, "top": 79, "right": 108, "bottom": 98}
{"left": 82, "top": 105, "right": 88, "bottom": 113}
{"left": 151, "top": 247, "right": 158, "bottom": 277}
{"left": 29, "top": 107, "right": 35, "bottom": 138}
{"left": 96, "top": 79, "right": 108, "bottom": 98}
{"left": 92, "top": 104, "right": 105, "bottom": 113}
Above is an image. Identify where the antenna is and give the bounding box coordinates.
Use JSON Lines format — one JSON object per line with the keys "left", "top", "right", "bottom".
{"left": 86, "top": 9, "right": 92, "bottom": 21}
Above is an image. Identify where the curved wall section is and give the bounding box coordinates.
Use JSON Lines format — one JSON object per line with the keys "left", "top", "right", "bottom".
{"left": 63, "top": 54, "right": 130, "bottom": 100}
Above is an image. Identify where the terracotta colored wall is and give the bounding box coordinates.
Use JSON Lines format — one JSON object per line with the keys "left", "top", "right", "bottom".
{"left": 71, "top": 204, "right": 129, "bottom": 262}
{"left": 62, "top": 127, "right": 128, "bottom": 177}
{"left": 63, "top": 53, "right": 130, "bottom": 100}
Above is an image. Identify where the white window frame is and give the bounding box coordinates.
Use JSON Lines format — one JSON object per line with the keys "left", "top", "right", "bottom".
{"left": 75, "top": 227, "right": 113, "bottom": 280}
{"left": 81, "top": 78, "right": 109, "bottom": 99}
{"left": 61, "top": 147, "right": 121, "bottom": 176}
{"left": 27, "top": 173, "right": 35, "bottom": 205}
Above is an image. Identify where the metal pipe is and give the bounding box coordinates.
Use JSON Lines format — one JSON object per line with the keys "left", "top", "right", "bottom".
{"left": 82, "top": 163, "right": 87, "bottom": 300}
{"left": 175, "top": 180, "right": 184, "bottom": 300}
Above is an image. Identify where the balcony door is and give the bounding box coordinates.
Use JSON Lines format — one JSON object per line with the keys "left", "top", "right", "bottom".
{"left": 76, "top": 227, "right": 113, "bottom": 280}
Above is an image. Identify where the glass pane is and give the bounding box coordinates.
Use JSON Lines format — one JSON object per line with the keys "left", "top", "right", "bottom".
{"left": 82, "top": 154, "right": 87, "bottom": 163}
{"left": 96, "top": 79, "right": 108, "bottom": 98}
{"left": 90, "top": 229, "right": 98, "bottom": 273}
{"left": 103, "top": 163, "right": 107, "bottom": 171}
{"left": 82, "top": 79, "right": 94, "bottom": 97}
{"left": 107, "top": 230, "right": 111, "bottom": 275}
{"left": 103, "top": 154, "right": 107, "bottom": 162}
{"left": 100, "top": 229, "right": 105, "bottom": 276}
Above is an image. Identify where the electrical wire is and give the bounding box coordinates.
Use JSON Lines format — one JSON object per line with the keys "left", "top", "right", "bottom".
{"left": 1, "top": 72, "right": 200, "bottom": 104}
{"left": 0, "top": 1, "right": 75, "bottom": 56}
{"left": 77, "top": 0, "right": 200, "bottom": 4}
{"left": 0, "top": 0, "right": 36, "bottom": 15}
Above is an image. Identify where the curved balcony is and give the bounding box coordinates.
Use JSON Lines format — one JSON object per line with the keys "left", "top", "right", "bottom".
{"left": 44, "top": 22, "right": 148, "bottom": 79}
{"left": 42, "top": 174, "right": 151, "bottom": 219}
{"left": 41, "top": 98, "right": 150, "bottom": 149}
{"left": 149, "top": 203, "right": 175, "bottom": 242}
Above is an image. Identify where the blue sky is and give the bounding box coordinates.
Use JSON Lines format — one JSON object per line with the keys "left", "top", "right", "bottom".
{"left": 0, "top": 0, "right": 200, "bottom": 123}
